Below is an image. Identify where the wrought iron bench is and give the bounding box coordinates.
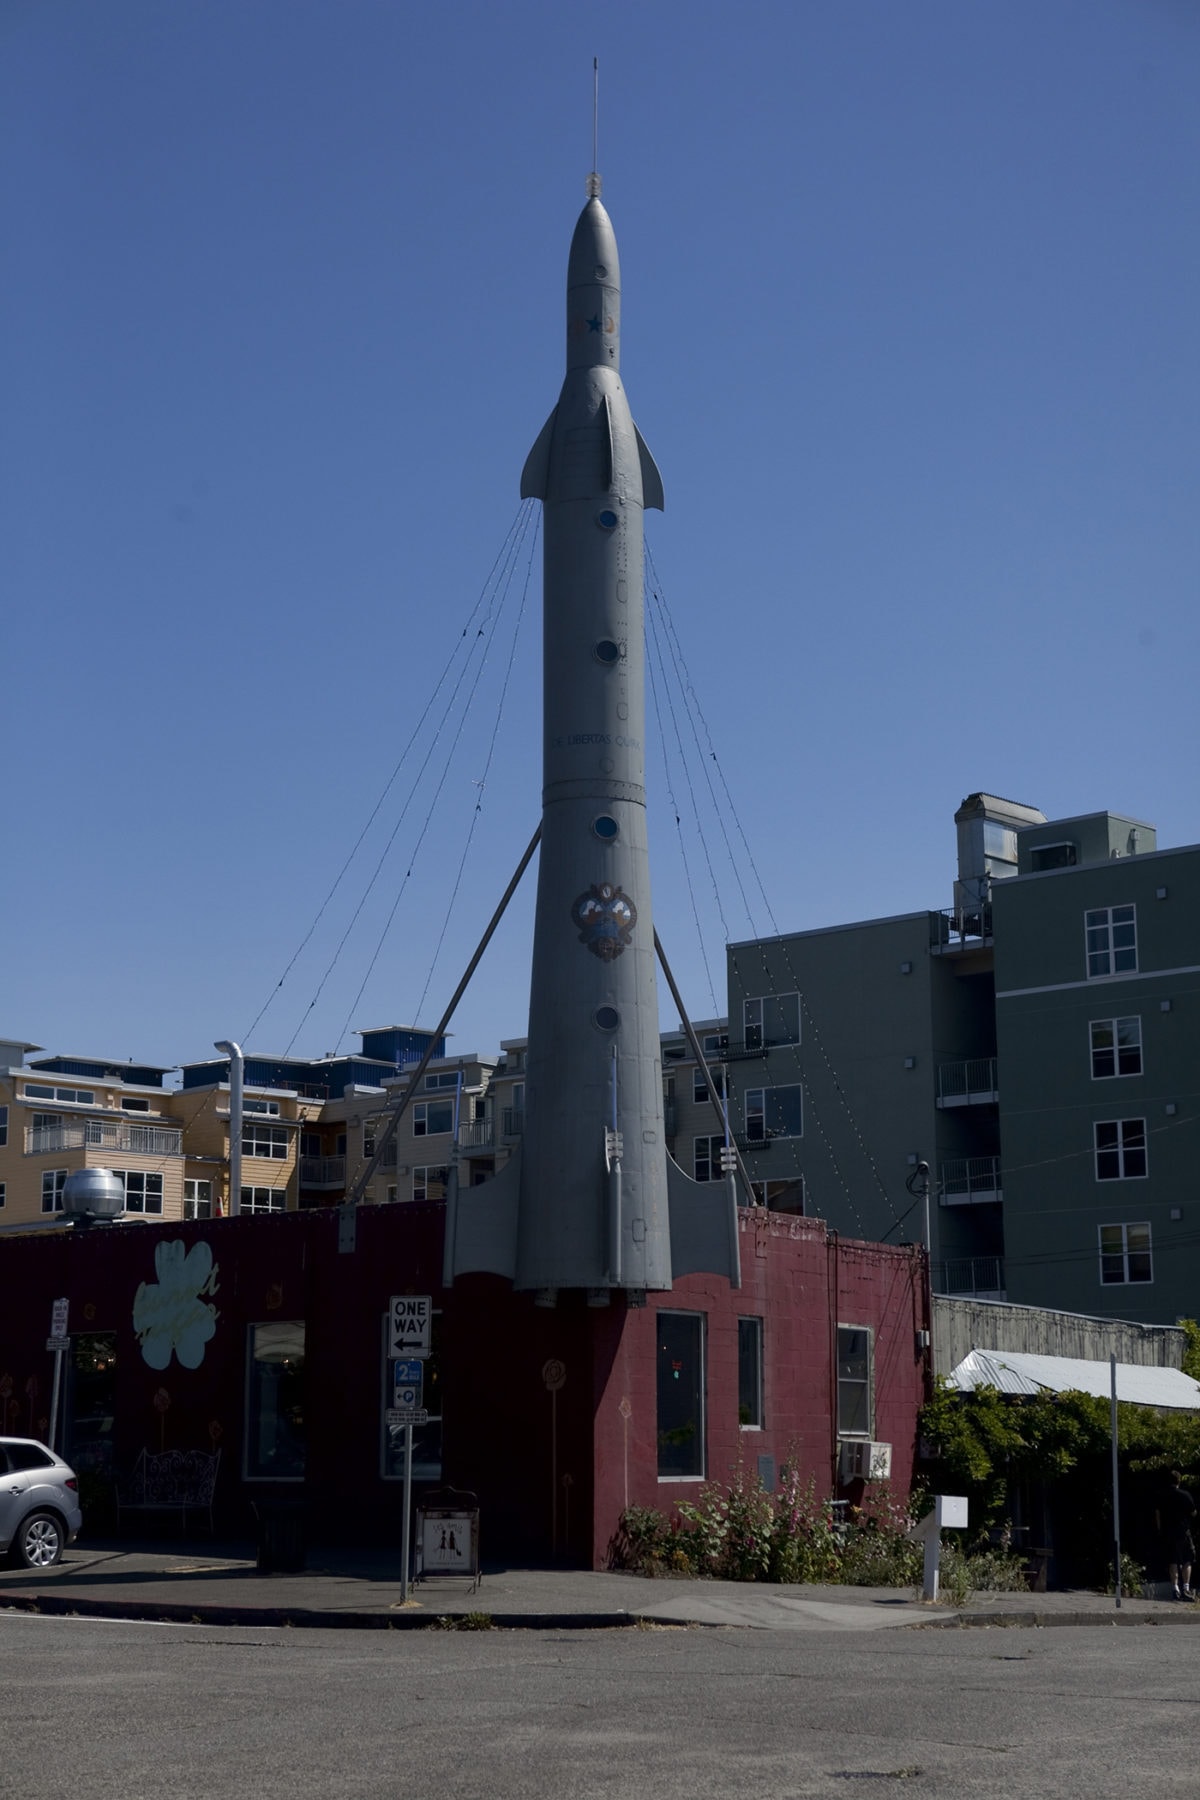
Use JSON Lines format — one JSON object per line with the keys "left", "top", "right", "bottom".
{"left": 116, "top": 1448, "right": 221, "bottom": 1535}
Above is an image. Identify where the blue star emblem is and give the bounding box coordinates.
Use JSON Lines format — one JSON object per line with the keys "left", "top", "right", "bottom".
{"left": 587, "top": 315, "right": 601, "bottom": 333}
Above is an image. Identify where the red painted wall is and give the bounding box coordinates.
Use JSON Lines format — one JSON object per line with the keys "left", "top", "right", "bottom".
{"left": 0, "top": 1207, "right": 928, "bottom": 1567}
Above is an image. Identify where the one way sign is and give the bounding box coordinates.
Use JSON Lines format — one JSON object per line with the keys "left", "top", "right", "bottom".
{"left": 389, "top": 1294, "right": 432, "bottom": 1359}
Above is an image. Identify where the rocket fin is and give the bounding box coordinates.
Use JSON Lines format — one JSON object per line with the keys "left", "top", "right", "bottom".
{"left": 634, "top": 424, "right": 665, "bottom": 512}
{"left": 520, "top": 408, "right": 558, "bottom": 500}
{"left": 666, "top": 1153, "right": 741, "bottom": 1287}
{"left": 443, "top": 1143, "right": 522, "bottom": 1281}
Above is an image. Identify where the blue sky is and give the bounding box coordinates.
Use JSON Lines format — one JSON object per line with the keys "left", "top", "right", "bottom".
{"left": 3, "top": 0, "right": 1197, "bottom": 1075}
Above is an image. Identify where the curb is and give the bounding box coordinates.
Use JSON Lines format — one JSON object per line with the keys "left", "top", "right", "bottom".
{"left": 0, "top": 1594, "right": 657, "bottom": 1632}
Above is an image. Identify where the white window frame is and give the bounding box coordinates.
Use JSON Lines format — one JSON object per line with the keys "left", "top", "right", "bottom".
{"left": 41, "top": 1169, "right": 67, "bottom": 1214}
{"left": 744, "top": 1085, "right": 804, "bottom": 1142}
{"left": 243, "top": 1098, "right": 281, "bottom": 1116}
{"left": 837, "top": 1324, "right": 874, "bottom": 1438}
{"left": 413, "top": 1165, "right": 449, "bottom": 1202}
{"left": 115, "top": 1169, "right": 164, "bottom": 1215}
{"left": 737, "top": 1316, "right": 764, "bottom": 1430}
{"left": 1090, "top": 1017, "right": 1142, "bottom": 1080}
{"left": 183, "top": 1178, "right": 212, "bottom": 1220}
{"left": 413, "top": 1100, "right": 454, "bottom": 1137}
{"left": 24, "top": 1083, "right": 96, "bottom": 1104}
{"left": 1085, "top": 905, "right": 1137, "bottom": 979}
{"left": 1099, "top": 1221, "right": 1153, "bottom": 1285}
{"left": 241, "top": 1185, "right": 287, "bottom": 1214}
{"left": 1094, "top": 1118, "right": 1147, "bottom": 1181}
{"left": 693, "top": 1134, "right": 724, "bottom": 1182}
{"left": 743, "top": 993, "right": 801, "bottom": 1051}
{"left": 242, "top": 1123, "right": 289, "bottom": 1160}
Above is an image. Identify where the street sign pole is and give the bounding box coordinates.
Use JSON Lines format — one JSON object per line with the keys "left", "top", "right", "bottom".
{"left": 47, "top": 1298, "right": 69, "bottom": 1453}
{"left": 401, "top": 1422, "right": 414, "bottom": 1603}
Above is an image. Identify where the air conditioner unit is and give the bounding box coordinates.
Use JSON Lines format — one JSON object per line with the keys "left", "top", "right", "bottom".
{"left": 839, "top": 1439, "right": 892, "bottom": 1482}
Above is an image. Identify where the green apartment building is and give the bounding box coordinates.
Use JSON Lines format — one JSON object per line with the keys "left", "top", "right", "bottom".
{"left": 725, "top": 794, "right": 1199, "bottom": 1325}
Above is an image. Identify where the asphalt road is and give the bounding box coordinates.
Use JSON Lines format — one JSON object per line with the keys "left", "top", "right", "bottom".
{"left": 4, "top": 1612, "right": 1197, "bottom": 1799}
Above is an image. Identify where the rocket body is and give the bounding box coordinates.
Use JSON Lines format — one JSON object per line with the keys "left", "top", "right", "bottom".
{"left": 444, "top": 187, "right": 739, "bottom": 1298}
{"left": 517, "top": 195, "right": 669, "bottom": 1291}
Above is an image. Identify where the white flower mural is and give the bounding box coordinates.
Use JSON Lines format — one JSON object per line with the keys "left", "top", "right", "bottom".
{"left": 133, "top": 1240, "right": 220, "bottom": 1370}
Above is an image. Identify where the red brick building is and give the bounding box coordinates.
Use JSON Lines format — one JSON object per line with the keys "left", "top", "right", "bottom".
{"left": 0, "top": 1205, "right": 929, "bottom": 1565}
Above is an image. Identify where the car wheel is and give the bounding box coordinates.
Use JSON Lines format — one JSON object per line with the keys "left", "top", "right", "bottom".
{"left": 14, "top": 1511, "right": 65, "bottom": 1569}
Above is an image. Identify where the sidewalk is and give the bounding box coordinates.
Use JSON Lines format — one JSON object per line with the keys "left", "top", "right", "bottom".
{"left": 3, "top": 1542, "right": 1199, "bottom": 1633}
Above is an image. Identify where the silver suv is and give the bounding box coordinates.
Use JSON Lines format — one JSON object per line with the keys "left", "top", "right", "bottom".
{"left": 0, "top": 1437, "right": 83, "bottom": 1568}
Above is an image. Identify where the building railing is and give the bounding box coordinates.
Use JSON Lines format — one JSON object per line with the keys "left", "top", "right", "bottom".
{"left": 26, "top": 1121, "right": 183, "bottom": 1157}
{"left": 931, "top": 907, "right": 993, "bottom": 951}
{"left": 937, "top": 1058, "right": 999, "bottom": 1106}
{"left": 299, "top": 1155, "right": 346, "bottom": 1188}
{"left": 457, "top": 1119, "right": 495, "bottom": 1151}
{"left": 933, "top": 1256, "right": 1005, "bottom": 1297}
{"left": 939, "top": 1156, "right": 1002, "bottom": 1203}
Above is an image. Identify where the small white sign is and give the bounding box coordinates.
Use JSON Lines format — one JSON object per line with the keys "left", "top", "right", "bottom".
{"left": 51, "top": 1297, "right": 69, "bottom": 1339}
{"left": 389, "top": 1295, "right": 432, "bottom": 1359}
{"left": 386, "top": 1407, "right": 429, "bottom": 1430}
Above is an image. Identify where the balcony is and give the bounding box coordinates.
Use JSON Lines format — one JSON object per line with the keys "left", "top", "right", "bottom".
{"left": 937, "top": 1058, "right": 999, "bottom": 1108}
{"left": 501, "top": 1108, "right": 525, "bottom": 1140}
{"left": 457, "top": 1119, "right": 495, "bottom": 1154}
{"left": 939, "top": 1156, "right": 1002, "bottom": 1205}
{"left": 26, "top": 1121, "right": 183, "bottom": 1157}
{"left": 933, "top": 1256, "right": 1006, "bottom": 1299}
{"left": 931, "top": 906, "right": 993, "bottom": 952}
{"left": 299, "top": 1155, "right": 346, "bottom": 1189}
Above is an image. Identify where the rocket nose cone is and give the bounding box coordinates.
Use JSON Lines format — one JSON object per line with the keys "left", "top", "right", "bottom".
{"left": 567, "top": 197, "right": 621, "bottom": 294}
{"left": 566, "top": 197, "right": 621, "bottom": 372}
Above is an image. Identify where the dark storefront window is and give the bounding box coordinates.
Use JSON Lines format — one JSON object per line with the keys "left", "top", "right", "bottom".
{"left": 67, "top": 1333, "right": 118, "bottom": 1477}
{"left": 657, "top": 1311, "right": 705, "bottom": 1479}
{"left": 245, "top": 1321, "right": 306, "bottom": 1479}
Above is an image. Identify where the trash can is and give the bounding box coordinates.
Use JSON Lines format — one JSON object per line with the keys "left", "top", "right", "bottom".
{"left": 255, "top": 1500, "right": 307, "bottom": 1574}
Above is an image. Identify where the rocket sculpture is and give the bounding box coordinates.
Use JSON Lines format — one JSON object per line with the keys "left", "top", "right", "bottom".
{"left": 444, "top": 176, "right": 740, "bottom": 1299}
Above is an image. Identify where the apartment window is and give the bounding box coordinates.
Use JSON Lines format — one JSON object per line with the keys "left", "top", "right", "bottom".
{"left": 0, "top": 1105, "right": 7, "bottom": 1146}
{"left": 244, "top": 1098, "right": 281, "bottom": 1116}
{"left": 117, "top": 1170, "right": 163, "bottom": 1215}
{"left": 743, "top": 993, "right": 800, "bottom": 1051}
{"left": 40, "top": 1169, "right": 67, "bottom": 1213}
{"left": 363, "top": 1127, "right": 377, "bottom": 1158}
{"left": 243, "top": 1123, "right": 289, "bottom": 1159}
{"left": 245, "top": 1321, "right": 306, "bottom": 1479}
{"left": 693, "top": 1063, "right": 727, "bottom": 1104}
{"left": 241, "top": 1186, "right": 286, "bottom": 1214}
{"left": 657, "top": 1311, "right": 705, "bottom": 1479}
{"left": 25, "top": 1084, "right": 95, "bottom": 1104}
{"left": 1099, "top": 1222, "right": 1152, "bottom": 1285}
{"left": 0, "top": 1182, "right": 5, "bottom": 1208}
{"left": 837, "top": 1326, "right": 873, "bottom": 1437}
{"left": 386, "top": 1185, "right": 398, "bottom": 1204}
{"left": 1090, "top": 1018, "right": 1142, "bottom": 1079}
{"left": 744, "top": 1086, "right": 803, "bottom": 1142}
{"left": 1095, "top": 1119, "right": 1147, "bottom": 1181}
{"left": 413, "top": 1099, "right": 454, "bottom": 1137}
{"left": 120, "top": 1097, "right": 151, "bottom": 1113}
{"left": 1086, "top": 905, "right": 1137, "bottom": 978}
{"left": 184, "top": 1178, "right": 212, "bottom": 1221}
{"left": 694, "top": 1135, "right": 725, "bottom": 1182}
{"left": 413, "top": 1166, "right": 449, "bottom": 1203}
{"left": 424, "top": 1072, "right": 462, "bottom": 1092}
{"left": 751, "top": 1177, "right": 806, "bottom": 1214}
{"left": 738, "top": 1317, "right": 764, "bottom": 1428}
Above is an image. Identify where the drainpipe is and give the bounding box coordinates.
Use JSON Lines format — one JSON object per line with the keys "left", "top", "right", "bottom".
{"left": 214, "top": 1039, "right": 243, "bottom": 1217}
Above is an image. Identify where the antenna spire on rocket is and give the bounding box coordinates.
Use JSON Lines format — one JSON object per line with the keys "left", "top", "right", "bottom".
{"left": 587, "top": 57, "right": 602, "bottom": 198}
